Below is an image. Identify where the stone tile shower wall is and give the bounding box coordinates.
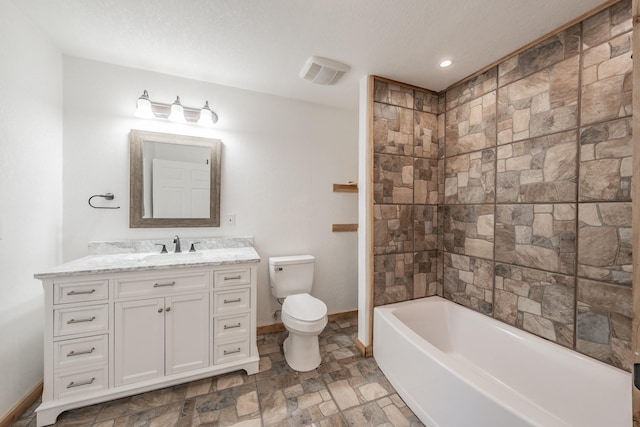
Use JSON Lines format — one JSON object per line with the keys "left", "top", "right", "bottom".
{"left": 441, "top": 0, "right": 633, "bottom": 371}
{"left": 372, "top": 81, "right": 440, "bottom": 306}
{"left": 370, "top": 0, "right": 633, "bottom": 372}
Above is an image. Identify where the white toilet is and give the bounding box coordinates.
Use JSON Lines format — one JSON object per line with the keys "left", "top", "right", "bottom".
{"left": 269, "top": 255, "right": 328, "bottom": 371}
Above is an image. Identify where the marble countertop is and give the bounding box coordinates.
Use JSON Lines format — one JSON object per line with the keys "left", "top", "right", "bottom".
{"left": 34, "top": 247, "right": 261, "bottom": 279}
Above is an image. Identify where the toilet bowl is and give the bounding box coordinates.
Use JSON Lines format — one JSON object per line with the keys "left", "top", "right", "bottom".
{"left": 281, "top": 293, "right": 328, "bottom": 371}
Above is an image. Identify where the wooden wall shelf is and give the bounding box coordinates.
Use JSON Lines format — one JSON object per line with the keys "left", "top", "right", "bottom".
{"left": 332, "top": 224, "right": 358, "bottom": 232}
{"left": 333, "top": 183, "right": 358, "bottom": 193}
{"left": 332, "top": 182, "right": 357, "bottom": 232}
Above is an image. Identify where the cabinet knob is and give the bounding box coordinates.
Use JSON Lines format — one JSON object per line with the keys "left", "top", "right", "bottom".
{"left": 165, "top": 307, "right": 171, "bottom": 312}
{"left": 158, "top": 308, "right": 163, "bottom": 313}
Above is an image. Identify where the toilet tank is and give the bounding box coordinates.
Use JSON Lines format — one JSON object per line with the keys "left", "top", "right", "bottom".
{"left": 269, "top": 255, "right": 315, "bottom": 298}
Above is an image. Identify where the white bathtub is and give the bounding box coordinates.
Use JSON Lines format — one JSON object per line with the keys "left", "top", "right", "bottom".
{"left": 374, "top": 296, "right": 631, "bottom": 427}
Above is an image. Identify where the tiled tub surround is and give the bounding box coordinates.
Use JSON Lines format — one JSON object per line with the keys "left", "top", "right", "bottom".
{"left": 34, "top": 237, "right": 261, "bottom": 426}
{"left": 371, "top": 0, "right": 633, "bottom": 372}
{"left": 372, "top": 81, "right": 440, "bottom": 307}
{"left": 441, "top": 0, "right": 633, "bottom": 371}
{"left": 15, "top": 314, "right": 424, "bottom": 427}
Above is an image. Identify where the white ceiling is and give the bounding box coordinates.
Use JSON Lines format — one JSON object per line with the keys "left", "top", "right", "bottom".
{"left": 14, "top": 0, "right": 608, "bottom": 110}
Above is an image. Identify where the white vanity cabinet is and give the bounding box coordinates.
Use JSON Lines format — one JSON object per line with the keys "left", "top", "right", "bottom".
{"left": 114, "top": 292, "right": 210, "bottom": 385}
{"left": 49, "top": 277, "right": 110, "bottom": 402}
{"left": 36, "top": 259, "right": 259, "bottom": 427}
{"left": 113, "top": 270, "right": 211, "bottom": 386}
{"left": 212, "top": 267, "right": 253, "bottom": 364}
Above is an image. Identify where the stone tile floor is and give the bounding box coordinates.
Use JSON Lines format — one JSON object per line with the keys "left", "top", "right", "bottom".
{"left": 13, "top": 314, "right": 425, "bottom": 426}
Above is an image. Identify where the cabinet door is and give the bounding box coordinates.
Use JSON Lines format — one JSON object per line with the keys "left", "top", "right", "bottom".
{"left": 165, "top": 293, "right": 210, "bottom": 375}
{"left": 114, "top": 298, "right": 165, "bottom": 386}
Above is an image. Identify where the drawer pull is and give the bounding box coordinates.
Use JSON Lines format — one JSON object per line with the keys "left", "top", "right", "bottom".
{"left": 67, "top": 347, "right": 96, "bottom": 357}
{"left": 223, "top": 323, "right": 242, "bottom": 330}
{"left": 224, "top": 275, "right": 242, "bottom": 280}
{"left": 223, "top": 348, "right": 241, "bottom": 355}
{"left": 67, "top": 316, "right": 96, "bottom": 324}
{"left": 223, "top": 298, "right": 241, "bottom": 304}
{"left": 153, "top": 281, "right": 176, "bottom": 288}
{"left": 67, "top": 289, "right": 96, "bottom": 296}
{"left": 67, "top": 377, "right": 95, "bottom": 388}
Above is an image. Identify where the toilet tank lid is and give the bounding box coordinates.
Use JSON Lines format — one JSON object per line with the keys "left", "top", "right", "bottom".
{"left": 269, "top": 255, "right": 314, "bottom": 265}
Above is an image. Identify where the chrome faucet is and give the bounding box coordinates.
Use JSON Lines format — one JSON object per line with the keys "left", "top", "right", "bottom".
{"left": 173, "top": 235, "right": 182, "bottom": 253}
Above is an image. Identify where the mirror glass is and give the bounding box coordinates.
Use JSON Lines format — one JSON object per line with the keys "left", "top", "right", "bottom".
{"left": 130, "top": 130, "right": 221, "bottom": 228}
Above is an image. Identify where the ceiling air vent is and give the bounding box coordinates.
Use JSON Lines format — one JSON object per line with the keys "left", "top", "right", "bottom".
{"left": 300, "top": 56, "right": 351, "bottom": 85}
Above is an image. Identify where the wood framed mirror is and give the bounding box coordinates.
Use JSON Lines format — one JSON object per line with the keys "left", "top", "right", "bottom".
{"left": 129, "top": 130, "right": 221, "bottom": 228}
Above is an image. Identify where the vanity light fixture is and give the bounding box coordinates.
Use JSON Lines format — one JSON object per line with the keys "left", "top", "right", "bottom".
{"left": 134, "top": 90, "right": 219, "bottom": 127}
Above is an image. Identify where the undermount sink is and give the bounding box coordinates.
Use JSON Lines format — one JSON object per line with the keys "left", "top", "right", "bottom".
{"left": 140, "top": 251, "right": 204, "bottom": 263}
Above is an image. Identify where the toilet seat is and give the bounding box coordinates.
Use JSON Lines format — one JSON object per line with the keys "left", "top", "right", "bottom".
{"left": 283, "top": 293, "right": 327, "bottom": 320}
{"left": 282, "top": 293, "right": 327, "bottom": 334}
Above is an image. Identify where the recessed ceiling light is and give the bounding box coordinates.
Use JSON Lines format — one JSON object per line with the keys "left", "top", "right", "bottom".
{"left": 439, "top": 59, "right": 452, "bottom": 68}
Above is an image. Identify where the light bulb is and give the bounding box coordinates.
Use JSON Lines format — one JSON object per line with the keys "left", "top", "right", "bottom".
{"left": 134, "top": 90, "right": 155, "bottom": 119}
{"left": 197, "top": 101, "right": 215, "bottom": 127}
{"left": 439, "top": 59, "right": 452, "bottom": 68}
{"left": 168, "top": 96, "right": 186, "bottom": 123}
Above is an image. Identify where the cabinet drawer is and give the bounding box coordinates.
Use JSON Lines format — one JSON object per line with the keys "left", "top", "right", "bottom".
{"left": 214, "top": 338, "right": 250, "bottom": 364}
{"left": 115, "top": 271, "right": 209, "bottom": 299}
{"left": 54, "top": 305, "right": 109, "bottom": 337}
{"left": 54, "top": 279, "right": 109, "bottom": 304}
{"left": 214, "top": 268, "right": 250, "bottom": 287}
{"left": 54, "top": 335, "right": 108, "bottom": 371}
{"left": 54, "top": 366, "right": 108, "bottom": 400}
{"left": 213, "top": 288, "right": 250, "bottom": 315}
{"left": 214, "top": 313, "right": 250, "bottom": 340}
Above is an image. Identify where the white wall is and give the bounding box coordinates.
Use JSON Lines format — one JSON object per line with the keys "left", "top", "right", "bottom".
{"left": 0, "top": 0, "right": 63, "bottom": 416}
{"left": 63, "top": 57, "right": 359, "bottom": 326}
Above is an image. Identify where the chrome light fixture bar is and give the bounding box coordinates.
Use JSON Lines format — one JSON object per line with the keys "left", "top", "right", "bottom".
{"left": 135, "top": 90, "right": 218, "bottom": 126}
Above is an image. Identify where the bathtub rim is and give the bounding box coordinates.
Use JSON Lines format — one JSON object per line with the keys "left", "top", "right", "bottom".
{"left": 374, "top": 296, "right": 630, "bottom": 377}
